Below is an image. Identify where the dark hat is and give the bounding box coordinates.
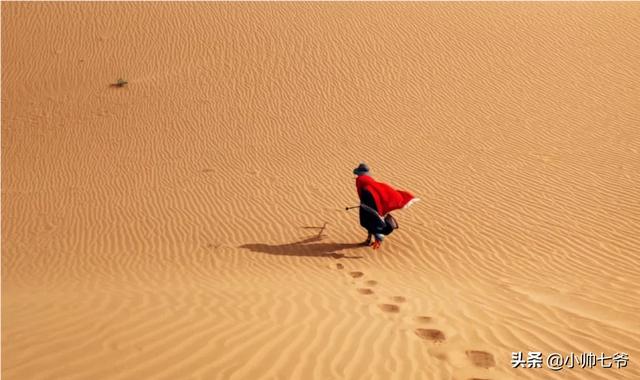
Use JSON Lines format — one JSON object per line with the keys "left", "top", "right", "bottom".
{"left": 353, "top": 163, "right": 370, "bottom": 175}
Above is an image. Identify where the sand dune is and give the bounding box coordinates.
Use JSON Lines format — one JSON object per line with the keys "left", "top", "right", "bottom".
{"left": 3, "top": 2, "right": 640, "bottom": 379}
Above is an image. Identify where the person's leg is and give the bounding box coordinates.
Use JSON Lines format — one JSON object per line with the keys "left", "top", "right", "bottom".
{"left": 362, "top": 233, "right": 372, "bottom": 245}
{"left": 359, "top": 191, "right": 378, "bottom": 246}
{"left": 370, "top": 215, "right": 387, "bottom": 250}
{"left": 359, "top": 189, "right": 384, "bottom": 248}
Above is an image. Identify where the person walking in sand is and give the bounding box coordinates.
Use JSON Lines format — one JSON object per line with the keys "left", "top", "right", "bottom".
{"left": 352, "top": 163, "right": 418, "bottom": 250}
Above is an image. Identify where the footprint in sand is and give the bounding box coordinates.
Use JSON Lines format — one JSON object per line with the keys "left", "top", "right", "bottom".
{"left": 364, "top": 280, "right": 378, "bottom": 286}
{"left": 336, "top": 263, "right": 344, "bottom": 270}
{"left": 378, "top": 304, "right": 400, "bottom": 313}
{"left": 357, "top": 288, "right": 374, "bottom": 295}
{"left": 466, "top": 350, "right": 496, "bottom": 369}
{"left": 390, "top": 296, "right": 406, "bottom": 303}
{"left": 349, "top": 271, "right": 364, "bottom": 278}
{"left": 415, "top": 328, "right": 446, "bottom": 343}
{"left": 414, "top": 316, "right": 432, "bottom": 324}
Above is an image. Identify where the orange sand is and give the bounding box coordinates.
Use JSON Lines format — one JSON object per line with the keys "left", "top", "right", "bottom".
{"left": 2, "top": 3, "right": 639, "bottom": 379}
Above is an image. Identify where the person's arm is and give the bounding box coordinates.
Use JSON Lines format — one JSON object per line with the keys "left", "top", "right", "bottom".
{"left": 360, "top": 188, "right": 378, "bottom": 212}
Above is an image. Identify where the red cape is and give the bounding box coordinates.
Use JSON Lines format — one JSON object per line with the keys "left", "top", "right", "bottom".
{"left": 356, "top": 175, "right": 415, "bottom": 216}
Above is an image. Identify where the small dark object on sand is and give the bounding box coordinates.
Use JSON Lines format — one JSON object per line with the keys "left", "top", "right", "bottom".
{"left": 112, "top": 78, "right": 128, "bottom": 87}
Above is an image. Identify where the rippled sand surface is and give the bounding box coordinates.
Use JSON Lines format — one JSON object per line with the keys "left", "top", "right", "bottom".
{"left": 3, "top": 3, "right": 639, "bottom": 379}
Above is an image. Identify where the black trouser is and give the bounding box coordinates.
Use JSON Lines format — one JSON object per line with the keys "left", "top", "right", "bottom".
{"left": 359, "top": 190, "right": 394, "bottom": 239}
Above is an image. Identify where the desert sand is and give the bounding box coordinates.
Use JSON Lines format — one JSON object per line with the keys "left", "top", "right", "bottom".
{"left": 2, "top": 2, "right": 639, "bottom": 380}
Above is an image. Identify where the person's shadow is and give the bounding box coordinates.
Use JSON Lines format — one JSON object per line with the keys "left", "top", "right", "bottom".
{"left": 239, "top": 235, "right": 365, "bottom": 259}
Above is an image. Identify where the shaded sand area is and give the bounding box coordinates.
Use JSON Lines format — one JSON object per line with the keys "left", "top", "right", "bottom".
{"left": 2, "top": 2, "right": 639, "bottom": 379}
